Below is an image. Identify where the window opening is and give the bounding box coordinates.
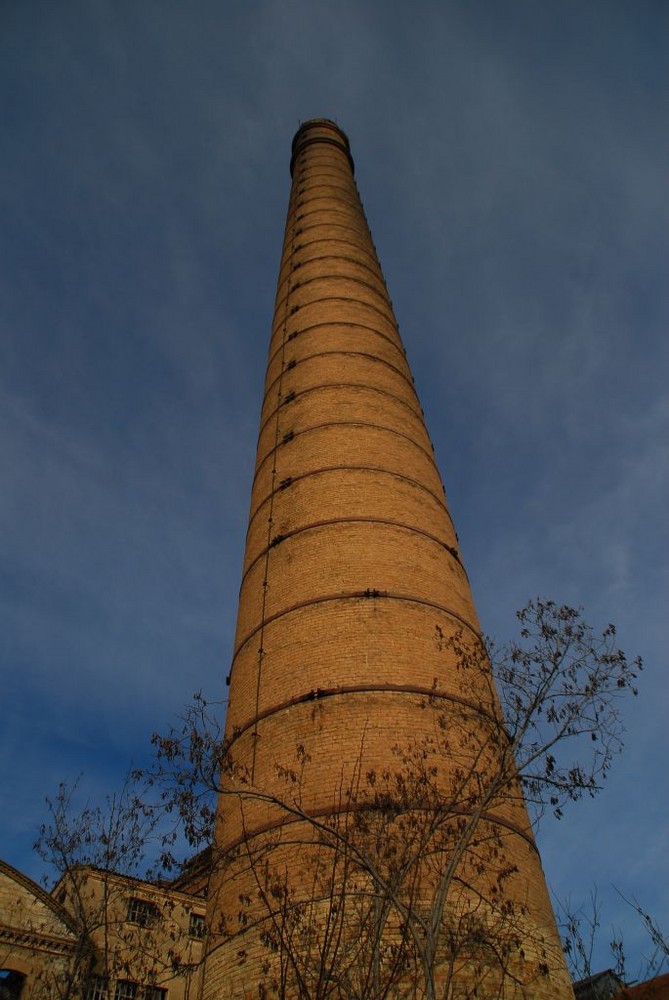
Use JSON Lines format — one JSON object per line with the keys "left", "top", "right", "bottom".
{"left": 126, "top": 897, "right": 159, "bottom": 927}
{"left": 189, "top": 912, "right": 206, "bottom": 939}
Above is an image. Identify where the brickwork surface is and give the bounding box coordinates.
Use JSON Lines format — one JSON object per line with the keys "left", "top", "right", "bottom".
{"left": 204, "top": 120, "right": 573, "bottom": 999}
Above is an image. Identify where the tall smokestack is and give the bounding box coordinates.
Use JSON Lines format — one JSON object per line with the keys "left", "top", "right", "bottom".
{"left": 202, "top": 119, "right": 573, "bottom": 1000}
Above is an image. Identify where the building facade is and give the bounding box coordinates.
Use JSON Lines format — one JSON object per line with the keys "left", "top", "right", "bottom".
{"left": 0, "top": 859, "right": 78, "bottom": 999}
{"left": 0, "top": 859, "right": 206, "bottom": 1000}
{"left": 201, "top": 119, "right": 574, "bottom": 998}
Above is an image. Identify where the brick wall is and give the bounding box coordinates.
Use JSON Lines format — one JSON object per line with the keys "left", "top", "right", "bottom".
{"left": 203, "top": 119, "right": 573, "bottom": 1000}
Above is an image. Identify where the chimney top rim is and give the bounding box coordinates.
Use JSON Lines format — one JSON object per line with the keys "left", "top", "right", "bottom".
{"left": 290, "top": 119, "right": 354, "bottom": 176}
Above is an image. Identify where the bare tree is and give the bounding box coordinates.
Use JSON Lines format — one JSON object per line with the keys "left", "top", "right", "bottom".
{"left": 32, "top": 776, "right": 146, "bottom": 999}
{"left": 558, "top": 888, "right": 668, "bottom": 987}
{"left": 147, "top": 599, "right": 642, "bottom": 999}
{"left": 33, "top": 776, "right": 200, "bottom": 1000}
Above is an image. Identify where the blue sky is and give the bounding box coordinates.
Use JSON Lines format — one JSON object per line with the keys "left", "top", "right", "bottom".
{"left": 1, "top": 0, "right": 667, "bottom": 976}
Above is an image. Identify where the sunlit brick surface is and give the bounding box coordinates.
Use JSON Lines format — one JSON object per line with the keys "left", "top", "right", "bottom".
{"left": 203, "top": 120, "right": 573, "bottom": 999}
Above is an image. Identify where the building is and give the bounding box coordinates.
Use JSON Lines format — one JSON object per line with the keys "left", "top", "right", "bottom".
{"left": 201, "top": 119, "right": 575, "bottom": 998}
{"left": 0, "top": 857, "right": 206, "bottom": 999}
{"left": 574, "top": 970, "right": 669, "bottom": 1000}
{"left": 622, "top": 973, "right": 669, "bottom": 1000}
{"left": 574, "top": 970, "right": 628, "bottom": 1000}
{"left": 0, "top": 859, "right": 78, "bottom": 999}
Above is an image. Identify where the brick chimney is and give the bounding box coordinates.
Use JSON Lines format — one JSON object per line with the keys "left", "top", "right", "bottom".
{"left": 202, "top": 119, "right": 573, "bottom": 1000}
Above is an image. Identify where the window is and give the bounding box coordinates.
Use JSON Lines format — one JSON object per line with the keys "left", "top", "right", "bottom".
{"left": 144, "top": 989, "right": 167, "bottom": 1000}
{"left": 85, "top": 977, "right": 108, "bottom": 1000}
{"left": 126, "top": 897, "right": 159, "bottom": 927}
{"left": 0, "top": 970, "right": 26, "bottom": 999}
{"left": 188, "top": 912, "right": 206, "bottom": 939}
{"left": 114, "top": 982, "right": 137, "bottom": 1000}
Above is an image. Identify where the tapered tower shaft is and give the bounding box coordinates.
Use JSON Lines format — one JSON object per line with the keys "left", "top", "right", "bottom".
{"left": 203, "top": 120, "right": 573, "bottom": 999}
{"left": 227, "top": 119, "right": 479, "bottom": 775}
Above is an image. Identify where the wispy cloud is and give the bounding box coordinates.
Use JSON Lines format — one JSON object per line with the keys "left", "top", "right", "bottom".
{"left": 1, "top": 0, "right": 666, "bottom": 958}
